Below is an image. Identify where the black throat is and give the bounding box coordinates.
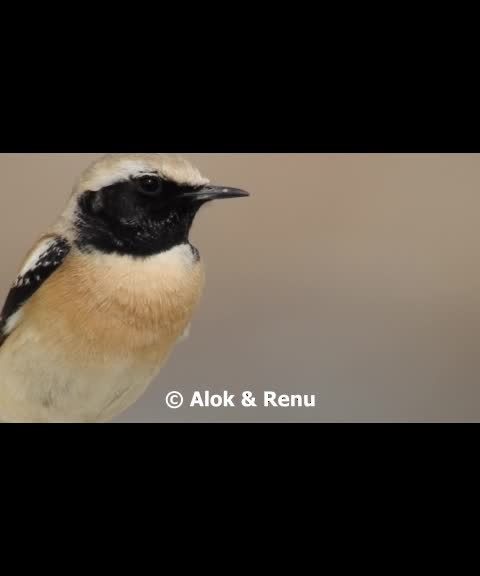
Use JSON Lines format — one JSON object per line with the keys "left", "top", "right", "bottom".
{"left": 75, "top": 178, "right": 204, "bottom": 257}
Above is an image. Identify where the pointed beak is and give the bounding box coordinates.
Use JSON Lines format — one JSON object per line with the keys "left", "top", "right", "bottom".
{"left": 180, "top": 185, "right": 250, "bottom": 202}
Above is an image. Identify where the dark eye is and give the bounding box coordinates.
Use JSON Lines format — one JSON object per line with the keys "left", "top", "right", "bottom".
{"left": 137, "top": 175, "right": 162, "bottom": 196}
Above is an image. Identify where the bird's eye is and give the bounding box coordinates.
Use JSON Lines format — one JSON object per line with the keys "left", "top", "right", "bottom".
{"left": 136, "top": 175, "right": 162, "bottom": 196}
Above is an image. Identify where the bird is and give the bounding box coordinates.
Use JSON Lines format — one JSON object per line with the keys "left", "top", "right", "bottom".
{"left": 0, "top": 154, "right": 249, "bottom": 423}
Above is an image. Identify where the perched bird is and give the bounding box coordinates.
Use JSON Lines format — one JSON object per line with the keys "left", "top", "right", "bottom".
{"left": 0, "top": 154, "right": 248, "bottom": 422}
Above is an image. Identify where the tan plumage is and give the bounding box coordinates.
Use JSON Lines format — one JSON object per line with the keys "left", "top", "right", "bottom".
{"left": 0, "top": 154, "right": 247, "bottom": 422}
{"left": 0, "top": 245, "right": 204, "bottom": 422}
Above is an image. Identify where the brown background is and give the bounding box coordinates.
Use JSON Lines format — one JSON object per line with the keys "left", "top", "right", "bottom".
{"left": 1, "top": 154, "right": 480, "bottom": 422}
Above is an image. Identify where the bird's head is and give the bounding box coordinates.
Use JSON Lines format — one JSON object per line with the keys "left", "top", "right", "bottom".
{"left": 64, "top": 154, "right": 249, "bottom": 256}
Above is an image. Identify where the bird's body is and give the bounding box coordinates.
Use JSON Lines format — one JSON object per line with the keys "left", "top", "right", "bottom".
{"left": 0, "top": 243, "right": 204, "bottom": 422}
{"left": 0, "top": 154, "right": 247, "bottom": 422}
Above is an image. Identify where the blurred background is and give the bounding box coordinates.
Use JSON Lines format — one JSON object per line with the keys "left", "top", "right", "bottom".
{"left": 1, "top": 153, "right": 480, "bottom": 422}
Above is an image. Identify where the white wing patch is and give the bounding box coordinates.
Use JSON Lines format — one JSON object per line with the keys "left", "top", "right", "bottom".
{"left": 3, "top": 309, "right": 23, "bottom": 337}
{"left": 17, "top": 237, "right": 57, "bottom": 279}
{"left": 14, "top": 237, "right": 67, "bottom": 287}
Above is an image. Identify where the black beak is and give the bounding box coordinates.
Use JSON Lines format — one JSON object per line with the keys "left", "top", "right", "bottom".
{"left": 180, "top": 185, "right": 250, "bottom": 202}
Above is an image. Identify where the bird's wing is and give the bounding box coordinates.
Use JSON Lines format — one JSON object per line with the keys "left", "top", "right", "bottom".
{"left": 0, "top": 234, "right": 71, "bottom": 347}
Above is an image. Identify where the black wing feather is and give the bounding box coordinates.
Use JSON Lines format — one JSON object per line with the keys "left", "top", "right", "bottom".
{"left": 0, "top": 236, "right": 70, "bottom": 346}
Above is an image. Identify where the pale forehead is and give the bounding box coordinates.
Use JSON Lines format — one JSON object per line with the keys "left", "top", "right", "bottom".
{"left": 75, "top": 153, "right": 209, "bottom": 192}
